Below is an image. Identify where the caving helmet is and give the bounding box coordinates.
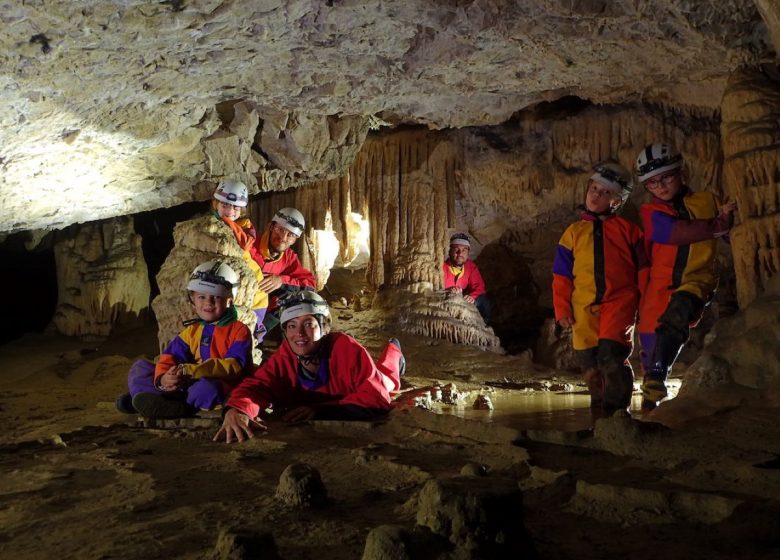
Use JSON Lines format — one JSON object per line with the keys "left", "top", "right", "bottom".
{"left": 279, "top": 290, "right": 330, "bottom": 329}
{"left": 272, "top": 207, "right": 305, "bottom": 237}
{"left": 449, "top": 233, "right": 471, "bottom": 248}
{"left": 590, "top": 162, "right": 634, "bottom": 212}
{"left": 635, "top": 143, "right": 683, "bottom": 183}
{"left": 213, "top": 179, "right": 249, "bottom": 207}
{"left": 186, "top": 260, "right": 239, "bottom": 298}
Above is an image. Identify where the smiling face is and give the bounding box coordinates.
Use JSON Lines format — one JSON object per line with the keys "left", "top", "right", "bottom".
{"left": 191, "top": 291, "right": 231, "bottom": 322}
{"left": 585, "top": 180, "right": 621, "bottom": 214}
{"left": 268, "top": 222, "right": 299, "bottom": 254}
{"left": 448, "top": 244, "right": 470, "bottom": 266}
{"left": 643, "top": 170, "right": 682, "bottom": 201}
{"left": 215, "top": 200, "right": 242, "bottom": 221}
{"left": 283, "top": 314, "right": 323, "bottom": 356}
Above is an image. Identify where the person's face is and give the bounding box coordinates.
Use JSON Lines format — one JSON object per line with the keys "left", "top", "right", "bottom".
{"left": 643, "top": 170, "right": 681, "bottom": 201}
{"left": 585, "top": 180, "right": 621, "bottom": 214}
{"left": 283, "top": 314, "right": 323, "bottom": 356}
{"left": 216, "top": 201, "right": 242, "bottom": 221}
{"left": 268, "top": 222, "right": 299, "bottom": 253}
{"left": 191, "top": 291, "right": 231, "bottom": 322}
{"left": 449, "top": 244, "right": 470, "bottom": 266}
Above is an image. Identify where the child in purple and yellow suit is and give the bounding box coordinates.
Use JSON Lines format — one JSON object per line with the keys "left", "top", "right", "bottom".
{"left": 553, "top": 163, "right": 647, "bottom": 415}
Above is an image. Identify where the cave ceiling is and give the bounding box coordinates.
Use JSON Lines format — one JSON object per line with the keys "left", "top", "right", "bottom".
{"left": 0, "top": 0, "right": 773, "bottom": 234}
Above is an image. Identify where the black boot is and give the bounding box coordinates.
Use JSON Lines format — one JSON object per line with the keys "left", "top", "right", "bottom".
{"left": 597, "top": 340, "right": 633, "bottom": 413}
{"left": 115, "top": 392, "right": 136, "bottom": 414}
{"left": 642, "top": 333, "right": 685, "bottom": 409}
{"left": 132, "top": 393, "right": 196, "bottom": 419}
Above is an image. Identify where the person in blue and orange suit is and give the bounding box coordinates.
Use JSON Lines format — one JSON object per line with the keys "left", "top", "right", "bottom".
{"left": 442, "top": 233, "right": 491, "bottom": 323}
{"left": 635, "top": 143, "right": 736, "bottom": 411}
{"left": 118, "top": 261, "right": 253, "bottom": 419}
{"left": 552, "top": 162, "right": 647, "bottom": 415}
{"left": 212, "top": 179, "right": 270, "bottom": 345}
{"left": 248, "top": 207, "right": 317, "bottom": 334}
{"left": 213, "top": 291, "right": 405, "bottom": 443}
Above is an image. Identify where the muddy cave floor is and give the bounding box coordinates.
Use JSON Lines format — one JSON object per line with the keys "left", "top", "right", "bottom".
{"left": 1, "top": 308, "right": 780, "bottom": 560}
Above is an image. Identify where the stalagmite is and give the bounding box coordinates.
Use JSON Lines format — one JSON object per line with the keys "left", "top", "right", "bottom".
{"left": 52, "top": 217, "right": 149, "bottom": 338}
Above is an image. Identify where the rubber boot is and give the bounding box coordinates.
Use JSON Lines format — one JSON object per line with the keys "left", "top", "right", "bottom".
{"left": 132, "top": 393, "right": 196, "bottom": 419}
{"left": 602, "top": 364, "right": 634, "bottom": 415}
{"left": 642, "top": 333, "right": 684, "bottom": 410}
{"left": 583, "top": 367, "right": 604, "bottom": 411}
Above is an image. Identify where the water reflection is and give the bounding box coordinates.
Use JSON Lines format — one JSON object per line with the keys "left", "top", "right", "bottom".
{"left": 435, "top": 380, "right": 681, "bottom": 431}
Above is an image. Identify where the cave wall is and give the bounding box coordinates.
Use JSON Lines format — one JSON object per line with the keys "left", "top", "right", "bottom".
{"left": 721, "top": 65, "right": 780, "bottom": 308}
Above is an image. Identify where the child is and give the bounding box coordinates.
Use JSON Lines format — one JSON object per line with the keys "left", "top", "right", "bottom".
{"left": 212, "top": 179, "right": 269, "bottom": 345}
{"left": 213, "top": 291, "right": 405, "bottom": 443}
{"left": 635, "top": 143, "right": 736, "bottom": 410}
{"left": 118, "top": 260, "right": 253, "bottom": 419}
{"left": 552, "top": 162, "right": 646, "bottom": 415}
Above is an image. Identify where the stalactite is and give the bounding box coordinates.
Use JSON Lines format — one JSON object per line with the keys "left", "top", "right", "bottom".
{"left": 721, "top": 66, "right": 780, "bottom": 307}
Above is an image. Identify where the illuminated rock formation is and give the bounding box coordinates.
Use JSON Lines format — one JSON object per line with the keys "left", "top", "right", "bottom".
{"left": 52, "top": 217, "right": 149, "bottom": 338}
{"left": 721, "top": 66, "right": 780, "bottom": 308}
{"left": 151, "top": 215, "right": 260, "bottom": 353}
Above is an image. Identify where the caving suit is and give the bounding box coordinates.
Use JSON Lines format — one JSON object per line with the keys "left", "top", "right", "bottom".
{"left": 638, "top": 187, "right": 728, "bottom": 404}
{"left": 442, "top": 259, "right": 491, "bottom": 323}
{"left": 552, "top": 211, "right": 646, "bottom": 410}
{"left": 249, "top": 229, "right": 317, "bottom": 332}
{"left": 218, "top": 213, "right": 270, "bottom": 343}
{"left": 127, "top": 306, "right": 253, "bottom": 411}
{"left": 226, "top": 332, "right": 399, "bottom": 420}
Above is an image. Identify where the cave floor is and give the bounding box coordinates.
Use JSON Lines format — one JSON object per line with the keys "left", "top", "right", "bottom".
{"left": 1, "top": 313, "right": 779, "bottom": 559}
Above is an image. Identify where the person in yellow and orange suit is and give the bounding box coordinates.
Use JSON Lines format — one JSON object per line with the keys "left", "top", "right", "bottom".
{"left": 552, "top": 163, "right": 647, "bottom": 416}
{"left": 212, "top": 179, "right": 270, "bottom": 346}
{"left": 635, "top": 144, "right": 736, "bottom": 411}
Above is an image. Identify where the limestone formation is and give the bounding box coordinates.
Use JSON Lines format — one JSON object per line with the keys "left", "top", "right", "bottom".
{"left": 416, "top": 476, "right": 534, "bottom": 558}
{"left": 275, "top": 463, "right": 327, "bottom": 508}
{"left": 151, "top": 215, "right": 259, "bottom": 352}
{"left": 374, "top": 288, "right": 502, "bottom": 353}
{"left": 208, "top": 527, "right": 281, "bottom": 560}
{"left": 52, "top": 217, "right": 149, "bottom": 338}
{"left": 721, "top": 66, "right": 780, "bottom": 308}
{"left": 1, "top": 1, "right": 768, "bottom": 234}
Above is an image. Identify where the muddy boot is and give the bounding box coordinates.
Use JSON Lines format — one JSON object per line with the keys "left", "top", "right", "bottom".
{"left": 597, "top": 340, "right": 633, "bottom": 414}
{"left": 641, "top": 378, "right": 667, "bottom": 411}
{"left": 582, "top": 367, "right": 604, "bottom": 411}
{"left": 132, "top": 393, "right": 196, "bottom": 419}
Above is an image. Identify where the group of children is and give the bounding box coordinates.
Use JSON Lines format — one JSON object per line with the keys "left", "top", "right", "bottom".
{"left": 117, "top": 179, "right": 403, "bottom": 437}
{"left": 553, "top": 143, "right": 735, "bottom": 415}
{"left": 117, "top": 139, "right": 733, "bottom": 432}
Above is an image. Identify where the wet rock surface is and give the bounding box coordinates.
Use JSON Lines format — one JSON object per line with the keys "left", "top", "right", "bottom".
{"left": 275, "top": 463, "right": 328, "bottom": 508}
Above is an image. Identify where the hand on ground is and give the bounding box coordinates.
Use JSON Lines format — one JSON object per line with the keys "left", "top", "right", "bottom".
{"left": 446, "top": 286, "right": 463, "bottom": 295}
{"left": 213, "top": 408, "right": 267, "bottom": 443}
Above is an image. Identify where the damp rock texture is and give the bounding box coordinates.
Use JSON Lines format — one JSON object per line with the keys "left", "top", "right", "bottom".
{"left": 275, "top": 463, "right": 327, "bottom": 508}
{"left": 721, "top": 66, "right": 780, "bottom": 308}
{"left": 208, "top": 527, "right": 282, "bottom": 560}
{"left": 374, "top": 287, "right": 502, "bottom": 352}
{"left": 416, "top": 476, "right": 535, "bottom": 558}
{"left": 52, "top": 216, "right": 149, "bottom": 338}
{"left": 0, "top": 1, "right": 769, "bottom": 234}
{"left": 151, "top": 215, "right": 260, "bottom": 351}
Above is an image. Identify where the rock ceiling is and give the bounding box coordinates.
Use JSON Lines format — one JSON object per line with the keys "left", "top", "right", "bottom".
{"left": 0, "top": 0, "right": 773, "bottom": 233}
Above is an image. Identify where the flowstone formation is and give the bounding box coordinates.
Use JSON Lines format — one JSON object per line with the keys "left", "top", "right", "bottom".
{"left": 51, "top": 217, "right": 149, "bottom": 338}
{"left": 374, "top": 288, "right": 502, "bottom": 353}
{"left": 721, "top": 65, "right": 780, "bottom": 308}
{"left": 151, "top": 215, "right": 259, "bottom": 353}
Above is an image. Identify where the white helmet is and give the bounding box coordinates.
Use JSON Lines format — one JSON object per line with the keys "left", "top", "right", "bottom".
{"left": 449, "top": 233, "right": 471, "bottom": 248}
{"left": 186, "top": 260, "right": 239, "bottom": 298}
{"left": 272, "top": 207, "right": 305, "bottom": 237}
{"left": 214, "top": 179, "right": 249, "bottom": 208}
{"left": 590, "top": 162, "right": 634, "bottom": 210}
{"left": 279, "top": 291, "right": 330, "bottom": 325}
{"left": 635, "top": 143, "right": 683, "bottom": 183}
